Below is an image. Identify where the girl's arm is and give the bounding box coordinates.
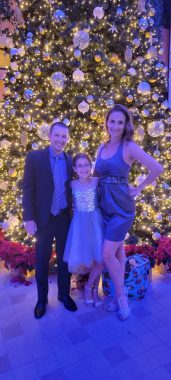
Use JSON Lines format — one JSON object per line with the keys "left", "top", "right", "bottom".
{"left": 127, "top": 142, "right": 164, "bottom": 198}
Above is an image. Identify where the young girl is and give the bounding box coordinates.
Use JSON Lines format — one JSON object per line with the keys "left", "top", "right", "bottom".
{"left": 63, "top": 153, "right": 104, "bottom": 308}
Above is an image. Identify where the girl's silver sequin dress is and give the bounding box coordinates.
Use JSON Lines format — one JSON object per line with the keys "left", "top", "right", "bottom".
{"left": 64, "top": 186, "right": 104, "bottom": 274}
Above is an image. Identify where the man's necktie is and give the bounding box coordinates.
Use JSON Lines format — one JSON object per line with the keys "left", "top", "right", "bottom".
{"left": 51, "top": 157, "right": 62, "bottom": 215}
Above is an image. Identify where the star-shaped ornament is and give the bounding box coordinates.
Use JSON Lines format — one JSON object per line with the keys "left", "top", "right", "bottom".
{"left": 109, "top": 23, "right": 118, "bottom": 33}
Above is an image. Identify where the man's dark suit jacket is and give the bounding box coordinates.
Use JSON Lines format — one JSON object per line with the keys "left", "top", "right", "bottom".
{"left": 22, "top": 146, "right": 73, "bottom": 229}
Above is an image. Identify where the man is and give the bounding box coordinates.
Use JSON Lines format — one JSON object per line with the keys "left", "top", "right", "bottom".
{"left": 23, "top": 122, "right": 77, "bottom": 318}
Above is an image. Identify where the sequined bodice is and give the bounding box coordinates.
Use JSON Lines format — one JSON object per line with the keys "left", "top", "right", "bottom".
{"left": 72, "top": 187, "right": 98, "bottom": 212}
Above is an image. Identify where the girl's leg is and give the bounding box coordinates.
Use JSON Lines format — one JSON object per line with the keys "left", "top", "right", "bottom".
{"left": 103, "top": 239, "right": 129, "bottom": 319}
{"left": 84, "top": 262, "right": 103, "bottom": 307}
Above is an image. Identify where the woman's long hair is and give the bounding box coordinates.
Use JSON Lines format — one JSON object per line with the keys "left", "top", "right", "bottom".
{"left": 105, "top": 104, "right": 134, "bottom": 142}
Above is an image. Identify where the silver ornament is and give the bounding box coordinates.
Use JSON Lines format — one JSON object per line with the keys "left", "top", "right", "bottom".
{"left": 53, "top": 9, "right": 66, "bottom": 22}
{"left": 147, "top": 121, "right": 164, "bottom": 137}
{"left": 73, "top": 30, "right": 89, "bottom": 50}
{"left": 50, "top": 72, "right": 66, "bottom": 91}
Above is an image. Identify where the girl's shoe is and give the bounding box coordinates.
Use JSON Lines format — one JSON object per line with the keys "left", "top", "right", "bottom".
{"left": 84, "top": 284, "right": 94, "bottom": 307}
{"left": 92, "top": 288, "right": 104, "bottom": 309}
{"left": 106, "top": 298, "right": 118, "bottom": 312}
{"left": 118, "top": 294, "right": 130, "bottom": 320}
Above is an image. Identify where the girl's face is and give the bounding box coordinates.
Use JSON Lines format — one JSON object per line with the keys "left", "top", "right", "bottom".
{"left": 107, "top": 111, "right": 126, "bottom": 140}
{"left": 74, "top": 158, "right": 91, "bottom": 179}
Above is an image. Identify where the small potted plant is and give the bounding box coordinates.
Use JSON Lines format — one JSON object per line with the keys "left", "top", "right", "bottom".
{"left": 0, "top": 232, "right": 35, "bottom": 285}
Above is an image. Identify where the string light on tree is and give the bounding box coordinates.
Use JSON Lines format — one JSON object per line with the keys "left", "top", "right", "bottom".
{"left": 0, "top": 0, "right": 170, "bottom": 249}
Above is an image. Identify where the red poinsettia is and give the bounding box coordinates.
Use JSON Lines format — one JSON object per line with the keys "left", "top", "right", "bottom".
{"left": 0, "top": 232, "right": 36, "bottom": 285}
{"left": 125, "top": 243, "right": 155, "bottom": 266}
{"left": 154, "top": 236, "right": 171, "bottom": 269}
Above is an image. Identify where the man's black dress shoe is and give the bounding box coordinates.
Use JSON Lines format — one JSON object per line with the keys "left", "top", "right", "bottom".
{"left": 58, "top": 294, "right": 77, "bottom": 312}
{"left": 34, "top": 302, "right": 46, "bottom": 319}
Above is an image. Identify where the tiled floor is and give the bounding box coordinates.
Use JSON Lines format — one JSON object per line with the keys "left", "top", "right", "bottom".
{"left": 0, "top": 266, "right": 171, "bottom": 380}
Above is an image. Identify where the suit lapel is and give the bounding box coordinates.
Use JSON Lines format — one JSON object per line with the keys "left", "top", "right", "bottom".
{"left": 43, "top": 147, "right": 54, "bottom": 185}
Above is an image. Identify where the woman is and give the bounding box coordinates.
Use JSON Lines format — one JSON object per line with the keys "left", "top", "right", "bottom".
{"left": 94, "top": 104, "right": 163, "bottom": 320}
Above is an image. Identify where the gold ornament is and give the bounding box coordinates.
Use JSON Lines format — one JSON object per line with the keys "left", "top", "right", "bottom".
{"left": 8, "top": 168, "right": 17, "bottom": 177}
{"left": 97, "top": 116, "right": 104, "bottom": 125}
{"left": 94, "top": 54, "right": 101, "bottom": 62}
{"left": 35, "top": 99, "right": 43, "bottom": 106}
{"left": 126, "top": 95, "right": 133, "bottom": 103}
{"left": 166, "top": 149, "right": 171, "bottom": 159}
{"left": 148, "top": 8, "right": 155, "bottom": 17}
{"left": 34, "top": 68, "right": 41, "bottom": 76}
{"left": 148, "top": 78, "right": 158, "bottom": 83}
{"left": 90, "top": 111, "right": 97, "bottom": 120}
{"left": 43, "top": 52, "right": 51, "bottom": 61}
{"left": 109, "top": 53, "right": 119, "bottom": 64}
{"left": 39, "top": 26, "right": 46, "bottom": 35}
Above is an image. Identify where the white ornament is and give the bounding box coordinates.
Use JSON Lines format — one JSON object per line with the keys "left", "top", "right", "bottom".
{"left": 132, "top": 38, "right": 140, "bottom": 48}
{"left": 17, "top": 47, "right": 25, "bottom": 56}
{"left": 161, "top": 100, "right": 169, "bottom": 109}
{"left": 81, "top": 141, "right": 89, "bottom": 148}
{"left": 87, "top": 95, "right": 94, "bottom": 103}
{"left": 0, "top": 139, "right": 11, "bottom": 149}
{"left": 73, "top": 69, "right": 85, "bottom": 83}
{"left": 152, "top": 232, "right": 161, "bottom": 241}
{"left": 37, "top": 123, "right": 50, "bottom": 140}
{"left": 124, "top": 46, "right": 132, "bottom": 63}
{"left": 136, "top": 126, "right": 145, "bottom": 141}
{"left": 78, "top": 101, "right": 89, "bottom": 114}
{"left": 155, "top": 213, "right": 163, "bottom": 221}
{"left": 63, "top": 118, "right": 70, "bottom": 126}
{"left": 0, "top": 181, "right": 8, "bottom": 191}
{"left": 93, "top": 6, "right": 104, "bottom": 20}
{"left": 10, "top": 62, "right": 18, "bottom": 71}
{"left": 109, "top": 23, "right": 118, "bottom": 33}
{"left": 73, "top": 30, "right": 89, "bottom": 50}
{"left": 147, "top": 121, "right": 164, "bottom": 137}
{"left": 142, "top": 109, "right": 149, "bottom": 117}
{"left": 7, "top": 215, "right": 19, "bottom": 230}
{"left": 50, "top": 72, "right": 66, "bottom": 92}
{"left": 138, "top": 0, "right": 146, "bottom": 13}
{"left": 128, "top": 68, "right": 137, "bottom": 76}
{"left": 152, "top": 93, "right": 159, "bottom": 101}
{"left": 146, "top": 46, "right": 158, "bottom": 59}
{"left": 137, "top": 81, "right": 151, "bottom": 95}
{"left": 74, "top": 48, "right": 81, "bottom": 58}
{"left": 135, "top": 175, "right": 146, "bottom": 186}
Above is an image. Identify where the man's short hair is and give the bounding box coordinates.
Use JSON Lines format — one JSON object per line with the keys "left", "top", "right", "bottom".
{"left": 49, "top": 122, "right": 69, "bottom": 134}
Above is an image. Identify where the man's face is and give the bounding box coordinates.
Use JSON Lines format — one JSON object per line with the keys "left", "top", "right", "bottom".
{"left": 49, "top": 125, "right": 69, "bottom": 154}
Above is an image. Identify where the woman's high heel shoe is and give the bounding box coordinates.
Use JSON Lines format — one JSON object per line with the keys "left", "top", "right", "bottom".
{"left": 106, "top": 287, "right": 128, "bottom": 312}
{"left": 84, "top": 284, "right": 94, "bottom": 307}
{"left": 106, "top": 298, "right": 118, "bottom": 312}
{"left": 117, "top": 294, "right": 130, "bottom": 320}
{"left": 92, "top": 288, "right": 104, "bottom": 309}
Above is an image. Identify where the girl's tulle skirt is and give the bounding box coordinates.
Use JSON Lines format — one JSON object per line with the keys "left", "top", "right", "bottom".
{"left": 64, "top": 208, "right": 104, "bottom": 274}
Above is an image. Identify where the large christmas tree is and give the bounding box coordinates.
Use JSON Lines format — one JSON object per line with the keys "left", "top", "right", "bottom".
{"left": 0, "top": 0, "right": 170, "bottom": 247}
